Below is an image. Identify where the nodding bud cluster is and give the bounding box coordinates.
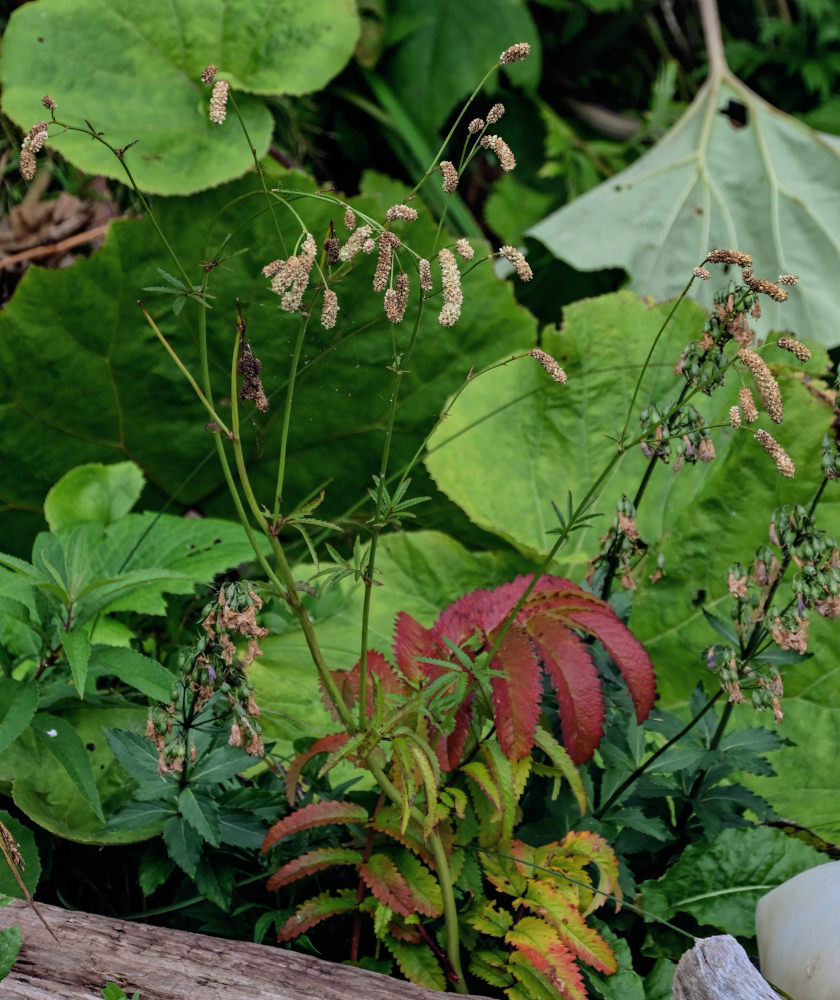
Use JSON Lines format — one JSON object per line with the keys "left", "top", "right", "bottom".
{"left": 530, "top": 348, "right": 566, "bottom": 385}
{"left": 209, "top": 80, "right": 230, "bottom": 124}
{"left": 338, "top": 223, "right": 372, "bottom": 262}
{"left": 20, "top": 122, "right": 48, "bottom": 181}
{"left": 321, "top": 288, "right": 339, "bottom": 329}
{"left": 419, "top": 258, "right": 433, "bottom": 291}
{"left": 499, "top": 245, "right": 532, "bottom": 281}
{"left": 344, "top": 206, "right": 356, "bottom": 231}
{"left": 693, "top": 267, "right": 711, "bottom": 280}
{"left": 706, "top": 249, "right": 753, "bottom": 267}
{"left": 778, "top": 273, "right": 799, "bottom": 286}
{"left": 41, "top": 94, "right": 57, "bottom": 111}
{"left": 237, "top": 337, "right": 268, "bottom": 413}
{"left": 265, "top": 233, "right": 317, "bottom": 312}
{"left": 373, "top": 231, "right": 400, "bottom": 292}
{"left": 146, "top": 583, "right": 267, "bottom": 775}
{"left": 499, "top": 42, "right": 531, "bottom": 64}
{"left": 385, "top": 204, "right": 418, "bottom": 223}
{"left": 201, "top": 65, "right": 218, "bottom": 85}
{"left": 754, "top": 429, "right": 795, "bottom": 477}
{"left": 777, "top": 336, "right": 811, "bottom": 363}
{"left": 486, "top": 103, "right": 505, "bottom": 124}
{"left": 480, "top": 134, "right": 516, "bottom": 171}
{"left": 440, "top": 160, "right": 459, "bottom": 193}
{"left": 455, "top": 238, "right": 474, "bottom": 261}
{"left": 739, "top": 386, "right": 759, "bottom": 423}
{"left": 384, "top": 273, "right": 410, "bottom": 323}
{"left": 437, "top": 248, "right": 463, "bottom": 327}
{"left": 468, "top": 118, "right": 484, "bottom": 134}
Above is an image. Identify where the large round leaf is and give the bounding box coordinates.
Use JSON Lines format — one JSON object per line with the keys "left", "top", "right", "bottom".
{"left": 424, "top": 289, "right": 840, "bottom": 841}
{"left": 0, "top": 171, "right": 536, "bottom": 554}
{"left": 0, "top": 0, "right": 359, "bottom": 194}
{"left": 528, "top": 72, "right": 840, "bottom": 348}
{"left": 0, "top": 707, "right": 157, "bottom": 844}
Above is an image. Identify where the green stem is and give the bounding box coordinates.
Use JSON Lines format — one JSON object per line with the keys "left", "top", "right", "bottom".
{"left": 275, "top": 310, "right": 310, "bottom": 515}
{"left": 594, "top": 690, "right": 723, "bottom": 818}
{"left": 358, "top": 294, "right": 425, "bottom": 730}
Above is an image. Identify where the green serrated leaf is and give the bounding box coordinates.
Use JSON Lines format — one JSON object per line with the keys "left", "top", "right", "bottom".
{"left": 32, "top": 713, "right": 104, "bottom": 820}
{"left": 105, "top": 728, "right": 163, "bottom": 783}
{"left": 92, "top": 646, "right": 174, "bottom": 702}
{"left": 0, "top": 925, "right": 22, "bottom": 981}
{"left": 178, "top": 787, "right": 221, "bottom": 846}
{"left": 162, "top": 815, "right": 202, "bottom": 878}
{"left": 59, "top": 624, "right": 91, "bottom": 697}
{"left": 0, "top": 679, "right": 38, "bottom": 755}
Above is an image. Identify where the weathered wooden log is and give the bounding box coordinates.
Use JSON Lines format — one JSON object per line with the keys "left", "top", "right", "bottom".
{"left": 0, "top": 899, "right": 494, "bottom": 1000}
{"left": 671, "top": 934, "right": 782, "bottom": 1000}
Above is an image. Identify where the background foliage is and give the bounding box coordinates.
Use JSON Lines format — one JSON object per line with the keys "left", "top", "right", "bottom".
{"left": 2, "top": 0, "right": 840, "bottom": 996}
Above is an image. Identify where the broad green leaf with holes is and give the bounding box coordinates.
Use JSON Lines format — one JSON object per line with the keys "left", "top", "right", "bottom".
{"left": 0, "top": 707, "right": 155, "bottom": 844}
{"left": 0, "top": 172, "right": 535, "bottom": 556}
{"left": 423, "top": 290, "right": 840, "bottom": 841}
{"left": 0, "top": 0, "right": 359, "bottom": 194}
{"left": 529, "top": 70, "right": 840, "bottom": 347}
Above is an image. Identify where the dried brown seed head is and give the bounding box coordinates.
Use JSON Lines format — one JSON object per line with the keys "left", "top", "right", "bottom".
{"left": 530, "top": 348, "right": 567, "bottom": 384}
{"left": 777, "top": 336, "right": 811, "bottom": 363}
{"left": 706, "top": 249, "right": 753, "bottom": 267}
{"left": 201, "top": 65, "right": 218, "bottom": 85}
{"left": 737, "top": 348, "right": 783, "bottom": 423}
{"left": 500, "top": 42, "right": 531, "bottom": 64}
{"left": 755, "top": 429, "right": 795, "bottom": 478}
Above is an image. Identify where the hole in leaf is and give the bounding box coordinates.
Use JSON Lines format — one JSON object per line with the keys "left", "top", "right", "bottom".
{"left": 719, "top": 100, "right": 748, "bottom": 129}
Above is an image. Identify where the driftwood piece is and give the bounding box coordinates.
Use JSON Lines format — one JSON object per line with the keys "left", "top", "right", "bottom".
{"left": 0, "top": 899, "right": 494, "bottom": 1000}
{"left": 671, "top": 935, "right": 782, "bottom": 1000}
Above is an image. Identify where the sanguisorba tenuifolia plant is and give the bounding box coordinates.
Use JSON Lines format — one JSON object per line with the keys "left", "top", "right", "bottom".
{"left": 17, "top": 33, "right": 840, "bottom": 1000}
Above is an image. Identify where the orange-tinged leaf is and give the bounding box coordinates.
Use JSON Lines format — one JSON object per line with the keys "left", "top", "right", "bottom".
{"left": 463, "top": 760, "right": 503, "bottom": 812}
{"left": 393, "top": 849, "right": 443, "bottom": 916}
{"left": 529, "top": 617, "right": 605, "bottom": 764}
{"left": 565, "top": 606, "right": 656, "bottom": 724}
{"left": 276, "top": 888, "right": 357, "bottom": 942}
{"left": 370, "top": 805, "right": 436, "bottom": 866}
{"left": 509, "top": 946, "right": 587, "bottom": 1000}
{"left": 559, "top": 829, "right": 622, "bottom": 915}
{"left": 265, "top": 846, "right": 363, "bottom": 891}
{"left": 507, "top": 917, "right": 588, "bottom": 999}
{"left": 262, "top": 799, "right": 368, "bottom": 853}
{"left": 517, "top": 884, "right": 617, "bottom": 974}
{"left": 489, "top": 625, "right": 542, "bottom": 760}
{"left": 283, "top": 732, "right": 348, "bottom": 805}
{"left": 361, "top": 851, "right": 419, "bottom": 917}
{"left": 432, "top": 696, "right": 473, "bottom": 771}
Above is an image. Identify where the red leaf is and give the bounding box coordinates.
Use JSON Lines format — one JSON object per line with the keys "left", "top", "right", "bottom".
{"left": 334, "top": 650, "right": 406, "bottom": 717}
{"left": 527, "top": 616, "right": 605, "bottom": 764}
{"left": 435, "top": 576, "right": 532, "bottom": 641}
{"left": 393, "top": 612, "right": 439, "bottom": 682}
{"left": 489, "top": 626, "right": 542, "bottom": 760}
{"left": 266, "top": 846, "right": 362, "bottom": 891}
{"left": 360, "top": 852, "right": 416, "bottom": 916}
{"left": 276, "top": 889, "right": 357, "bottom": 942}
{"left": 262, "top": 799, "right": 368, "bottom": 853}
{"left": 284, "top": 732, "right": 348, "bottom": 805}
{"left": 431, "top": 695, "right": 474, "bottom": 771}
{"left": 564, "top": 606, "right": 656, "bottom": 724}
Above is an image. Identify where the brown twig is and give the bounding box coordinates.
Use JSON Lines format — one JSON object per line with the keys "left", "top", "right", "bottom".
{"left": 0, "top": 222, "right": 111, "bottom": 270}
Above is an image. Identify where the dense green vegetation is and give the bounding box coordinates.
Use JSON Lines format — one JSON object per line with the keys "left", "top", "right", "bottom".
{"left": 2, "top": 2, "right": 840, "bottom": 998}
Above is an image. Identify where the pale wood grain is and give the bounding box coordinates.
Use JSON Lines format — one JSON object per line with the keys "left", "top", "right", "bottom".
{"left": 0, "top": 900, "right": 493, "bottom": 1000}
